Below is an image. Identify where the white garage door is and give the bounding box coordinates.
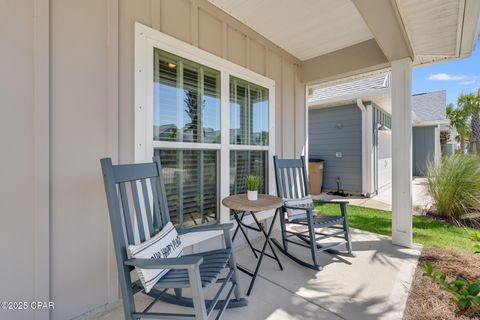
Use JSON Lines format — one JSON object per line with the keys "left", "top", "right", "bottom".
{"left": 377, "top": 130, "right": 392, "bottom": 190}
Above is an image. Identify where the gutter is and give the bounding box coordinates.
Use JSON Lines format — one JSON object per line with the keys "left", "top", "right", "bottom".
{"left": 309, "top": 87, "right": 391, "bottom": 109}
{"left": 412, "top": 111, "right": 421, "bottom": 124}
{"left": 356, "top": 98, "right": 366, "bottom": 113}
{"left": 413, "top": 119, "right": 450, "bottom": 127}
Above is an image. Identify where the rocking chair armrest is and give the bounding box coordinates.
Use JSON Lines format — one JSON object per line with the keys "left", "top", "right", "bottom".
{"left": 124, "top": 256, "right": 203, "bottom": 270}
{"left": 314, "top": 199, "right": 349, "bottom": 205}
{"left": 177, "top": 223, "right": 234, "bottom": 235}
{"left": 283, "top": 205, "right": 314, "bottom": 211}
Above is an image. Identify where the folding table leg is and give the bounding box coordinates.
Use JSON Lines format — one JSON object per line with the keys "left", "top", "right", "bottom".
{"left": 232, "top": 211, "right": 258, "bottom": 258}
{"left": 246, "top": 209, "right": 282, "bottom": 295}
{"left": 232, "top": 211, "right": 245, "bottom": 240}
{"left": 251, "top": 209, "right": 283, "bottom": 271}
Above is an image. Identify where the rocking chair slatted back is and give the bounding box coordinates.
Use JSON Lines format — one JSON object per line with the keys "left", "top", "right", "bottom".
{"left": 273, "top": 156, "right": 310, "bottom": 199}
{"left": 101, "top": 157, "right": 170, "bottom": 250}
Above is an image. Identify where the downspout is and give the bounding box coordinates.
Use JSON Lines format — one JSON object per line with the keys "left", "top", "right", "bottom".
{"left": 356, "top": 99, "right": 369, "bottom": 196}
{"left": 435, "top": 124, "right": 441, "bottom": 162}
{"left": 412, "top": 111, "right": 421, "bottom": 125}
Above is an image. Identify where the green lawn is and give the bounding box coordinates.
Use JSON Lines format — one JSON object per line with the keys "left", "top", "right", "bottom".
{"left": 314, "top": 202, "right": 478, "bottom": 252}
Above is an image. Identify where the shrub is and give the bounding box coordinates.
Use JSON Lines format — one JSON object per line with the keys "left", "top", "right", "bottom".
{"left": 246, "top": 175, "right": 261, "bottom": 191}
{"left": 427, "top": 155, "right": 480, "bottom": 223}
{"left": 467, "top": 229, "right": 480, "bottom": 254}
{"left": 421, "top": 262, "right": 480, "bottom": 314}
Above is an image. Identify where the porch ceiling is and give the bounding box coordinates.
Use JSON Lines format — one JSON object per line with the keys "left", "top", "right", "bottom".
{"left": 207, "top": 0, "right": 374, "bottom": 61}
{"left": 209, "top": 0, "right": 480, "bottom": 85}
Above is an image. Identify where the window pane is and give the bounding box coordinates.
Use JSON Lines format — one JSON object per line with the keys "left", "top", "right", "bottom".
{"left": 153, "top": 48, "right": 221, "bottom": 143}
{"left": 230, "top": 150, "right": 267, "bottom": 195}
{"left": 230, "top": 77, "right": 269, "bottom": 146}
{"left": 155, "top": 149, "right": 218, "bottom": 227}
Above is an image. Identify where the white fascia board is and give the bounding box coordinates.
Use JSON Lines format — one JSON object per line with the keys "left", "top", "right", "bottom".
{"left": 413, "top": 119, "right": 450, "bottom": 127}
{"left": 309, "top": 99, "right": 357, "bottom": 110}
{"left": 308, "top": 87, "right": 391, "bottom": 108}
{"left": 460, "top": 0, "right": 480, "bottom": 57}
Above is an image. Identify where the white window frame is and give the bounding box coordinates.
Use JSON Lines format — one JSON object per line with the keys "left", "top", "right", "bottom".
{"left": 134, "top": 23, "right": 275, "bottom": 227}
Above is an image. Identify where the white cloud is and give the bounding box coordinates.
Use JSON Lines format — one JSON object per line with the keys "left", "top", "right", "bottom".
{"left": 459, "top": 78, "right": 477, "bottom": 85}
{"left": 428, "top": 73, "right": 468, "bottom": 81}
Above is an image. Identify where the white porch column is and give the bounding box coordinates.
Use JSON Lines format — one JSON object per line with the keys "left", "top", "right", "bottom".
{"left": 391, "top": 58, "right": 413, "bottom": 247}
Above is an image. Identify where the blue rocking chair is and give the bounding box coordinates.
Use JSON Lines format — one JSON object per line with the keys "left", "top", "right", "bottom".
{"left": 101, "top": 157, "right": 247, "bottom": 319}
{"left": 272, "top": 156, "right": 354, "bottom": 271}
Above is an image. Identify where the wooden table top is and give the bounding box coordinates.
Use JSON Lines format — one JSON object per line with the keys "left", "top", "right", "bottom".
{"left": 222, "top": 194, "right": 283, "bottom": 212}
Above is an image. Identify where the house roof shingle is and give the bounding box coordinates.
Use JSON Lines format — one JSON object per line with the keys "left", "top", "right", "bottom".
{"left": 411, "top": 90, "right": 447, "bottom": 122}
{"left": 308, "top": 73, "right": 390, "bottom": 105}
{"left": 309, "top": 74, "right": 447, "bottom": 123}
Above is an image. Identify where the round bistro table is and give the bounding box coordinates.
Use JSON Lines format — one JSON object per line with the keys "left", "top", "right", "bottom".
{"left": 222, "top": 194, "right": 284, "bottom": 296}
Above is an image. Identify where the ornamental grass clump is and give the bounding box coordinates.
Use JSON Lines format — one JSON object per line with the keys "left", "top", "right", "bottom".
{"left": 427, "top": 155, "right": 480, "bottom": 223}
{"left": 246, "top": 175, "right": 261, "bottom": 191}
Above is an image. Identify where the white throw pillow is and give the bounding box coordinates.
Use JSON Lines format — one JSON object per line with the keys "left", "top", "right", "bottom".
{"left": 283, "top": 195, "right": 313, "bottom": 222}
{"left": 127, "top": 222, "right": 183, "bottom": 293}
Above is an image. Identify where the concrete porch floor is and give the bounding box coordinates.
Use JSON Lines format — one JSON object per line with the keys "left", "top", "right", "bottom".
{"left": 314, "top": 177, "right": 432, "bottom": 214}
{"left": 93, "top": 229, "right": 421, "bottom": 320}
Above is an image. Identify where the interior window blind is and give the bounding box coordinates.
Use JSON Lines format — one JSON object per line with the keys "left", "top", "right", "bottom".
{"left": 230, "top": 76, "right": 269, "bottom": 146}
{"left": 230, "top": 150, "right": 267, "bottom": 195}
{"left": 153, "top": 48, "right": 220, "bottom": 143}
{"left": 155, "top": 149, "right": 218, "bottom": 227}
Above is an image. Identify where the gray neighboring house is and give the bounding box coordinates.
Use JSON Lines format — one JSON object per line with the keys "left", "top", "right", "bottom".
{"left": 308, "top": 74, "right": 448, "bottom": 196}
{"left": 411, "top": 91, "right": 449, "bottom": 176}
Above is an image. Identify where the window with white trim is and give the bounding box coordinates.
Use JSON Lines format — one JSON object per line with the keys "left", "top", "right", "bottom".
{"left": 229, "top": 77, "right": 269, "bottom": 195}
{"left": 135, "top": 24, "right": 275, "bottom": 227}
{"left": 152, "top": 49, "right": 220, "bottom": 226}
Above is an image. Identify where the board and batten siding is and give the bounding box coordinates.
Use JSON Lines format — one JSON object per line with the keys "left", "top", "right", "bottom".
{"left": 308, "top": 105, "right": 363, "bottom": 193}
{"left": 413, "top": 126, "right": 436, "bottom": 176}
{"left": 1, "top": 0, "right": 306, "bottom": 319}
{"left": 0, "top": 2, "right": 47, "bottom": 320}
{"left": 119, "top": 0, "right": 306, "bottom": 163}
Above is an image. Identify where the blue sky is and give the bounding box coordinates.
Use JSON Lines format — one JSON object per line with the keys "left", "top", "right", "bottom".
{"left": 412, "top": 46, "right": 480, "bottom": 106}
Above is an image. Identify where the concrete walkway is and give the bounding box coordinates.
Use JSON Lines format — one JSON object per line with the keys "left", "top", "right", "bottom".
{"left": 93, "top": 229, "right": 421, "bottom": 320}
{"left": 314, "top": 177, "right": 432, "bottom": 214}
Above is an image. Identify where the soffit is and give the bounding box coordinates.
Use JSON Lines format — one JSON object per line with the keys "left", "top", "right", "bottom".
{"left": 208, "top": 0, "right": 374, "bottom": 61}
{"left": 396, "top": 0, "right": 480, "bottom": 64}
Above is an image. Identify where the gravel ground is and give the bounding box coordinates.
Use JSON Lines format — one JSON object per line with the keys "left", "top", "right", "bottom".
{"left": 404, "top": 247, "right": 480, "bottom": 320}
